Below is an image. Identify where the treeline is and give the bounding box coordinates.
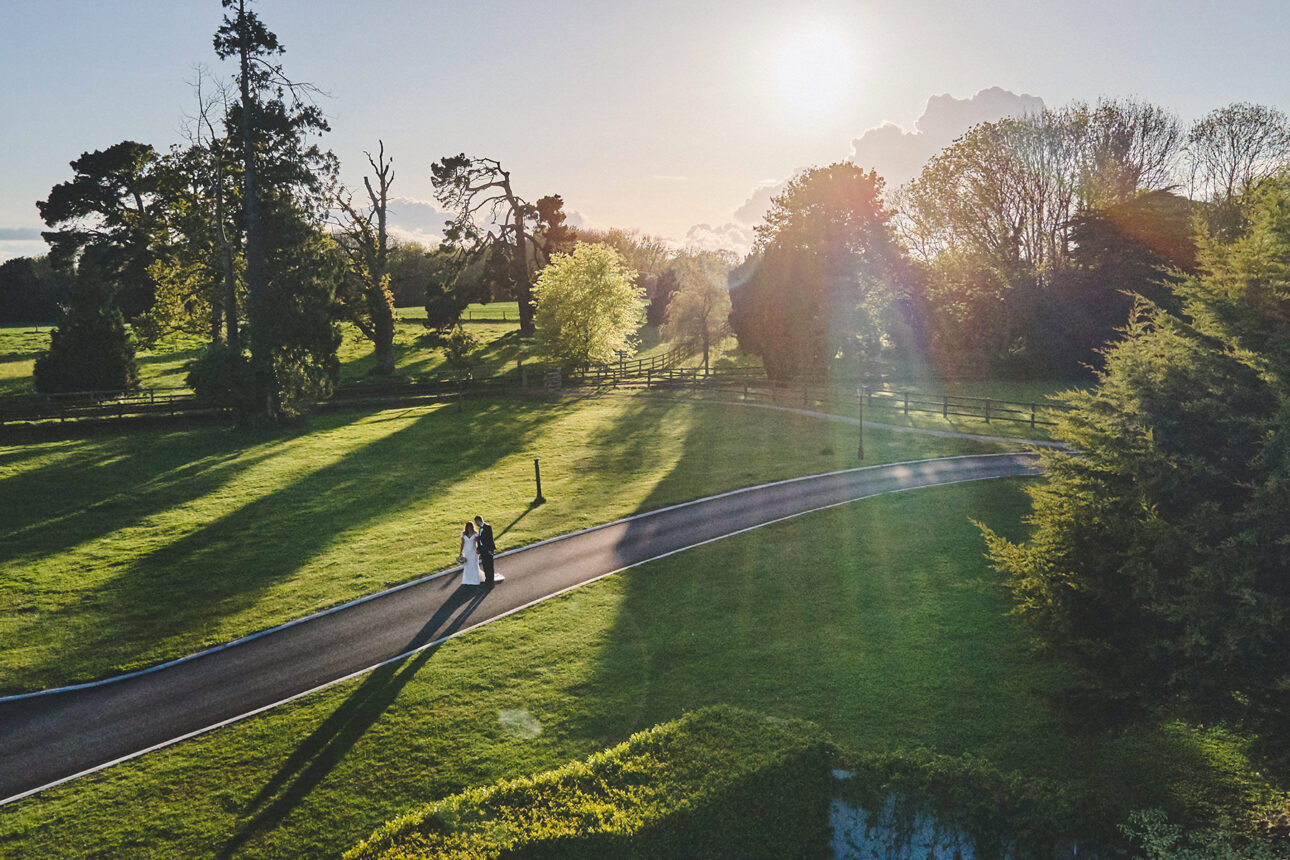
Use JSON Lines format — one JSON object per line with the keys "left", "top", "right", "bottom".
{"left": 730, "top": 98, "right": 1290, "bottom": 381}
{"left": 11, "top": 0, "right": 1290, "bottom": 417}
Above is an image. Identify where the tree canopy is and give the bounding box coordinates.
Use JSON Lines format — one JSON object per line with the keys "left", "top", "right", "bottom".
{"left": 532, "top": 243, "right": 645, "bottom": 368}
{"left": 982, "top": 175, "right": 1290, "bottom": 763}
{"left": 730, "top": 163, "right": 903, "bottom": 380}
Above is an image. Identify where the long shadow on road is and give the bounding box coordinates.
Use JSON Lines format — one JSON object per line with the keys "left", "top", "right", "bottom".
{"left": 219, "top": 584, "right": 489, "bottom": 858}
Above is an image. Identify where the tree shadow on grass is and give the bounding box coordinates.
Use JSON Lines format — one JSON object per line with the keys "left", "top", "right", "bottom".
{"left": 0, "top": 433, "right": 290, "bottom": 569}
{"left": 218, "top": 584, "right": 490, "bottom": 859}
{"left": 6, "top": 398, "right": 567, "bottom": 690}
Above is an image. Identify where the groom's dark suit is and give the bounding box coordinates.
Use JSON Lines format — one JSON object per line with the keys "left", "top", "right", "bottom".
{"left": 478, "top": 520, "right": 497, "bottom": 584}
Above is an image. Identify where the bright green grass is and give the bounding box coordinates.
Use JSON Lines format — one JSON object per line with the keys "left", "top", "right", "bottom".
{"left": 0, "top": 395, "right": 1004, "bottom": 693}
{"left": 0, "top": 481, "right": 1275, "bottom": 858}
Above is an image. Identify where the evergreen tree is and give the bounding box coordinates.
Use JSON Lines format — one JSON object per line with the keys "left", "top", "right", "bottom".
{"left": 34, "top": 259, "right": 138, "bottom": 393}
{"left": 982, "top": 176, "right": 1290, "bottom": 763}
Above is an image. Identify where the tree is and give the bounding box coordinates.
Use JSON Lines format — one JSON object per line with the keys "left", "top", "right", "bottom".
{"left": 33, "top": 255, "right": 138, "bottom": 393}
{"left": 981, "top": 176, "right": 1290, "bottom": 763}
{"left": 140, "top": 67, "right": 243, "bottom": 348}
{"left": 213, "top": 0, "right": 340, "bottom": 422}
{"left": 0, "top": 257, "right": 70, "bottom": 324}
{"left": 662, "top": 253, "right": 732, "bottom": 374}
{"left": 1187, "top": 102, "right": 1290, "bottom": 238}
{"left": 899, "top": 100, "right": 1189, "bottom": 376}
{"left": 431, "top": 154, "right": 542, "bottom": 335}
{"left": 532, "top": 243, "right": 645, "bottom": 368}
{"left": 38, "top": 140, "right": 162, "bottom": 319}
{"left": 1038, "top": 189, "right": 1195, "bottom": 377}
{"left": 729, "top": 163, "right": 903, "bottom": 379}
{"left": 335, "top": 140, "right": 398, "bottom": 376}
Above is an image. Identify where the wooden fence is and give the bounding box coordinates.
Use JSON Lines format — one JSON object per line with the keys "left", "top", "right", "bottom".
{"left": 0, "top": 359, "right": 1068, "bottom": 431}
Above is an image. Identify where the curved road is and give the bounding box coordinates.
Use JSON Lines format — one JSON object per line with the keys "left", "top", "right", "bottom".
{"left": 0, "top": 452, "right": 1040, "bottom": 806}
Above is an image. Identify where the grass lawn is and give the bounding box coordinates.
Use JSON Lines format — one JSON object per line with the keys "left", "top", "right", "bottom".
{"left": 0, "top": 394, "right": 1009, "bottom": 693}
{"left": 0, "top": 480, "right": 1276, "bottom": 858}
{"left": 1, "top": 312, "right": 682, "bottom": 396}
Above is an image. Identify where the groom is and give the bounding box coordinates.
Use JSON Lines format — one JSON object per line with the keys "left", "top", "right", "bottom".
{"left": 475, "top": 515, "right": 503, "bottom": 585}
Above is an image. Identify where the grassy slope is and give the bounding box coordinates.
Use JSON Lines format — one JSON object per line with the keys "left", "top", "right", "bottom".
{"left": 0, "top": 480, "right": 1272, "bottom": 858}
{"left": 0, "top": 395, "right": 1003, "bottom": 693}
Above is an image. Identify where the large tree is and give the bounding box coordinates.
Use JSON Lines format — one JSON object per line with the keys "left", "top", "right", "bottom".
{"left": 334, "top": 141, "right": 398, "bottom": 376}
{"left": 532, "top": 243, "right": 645, "bottom": 368}
{"left": 730, "top": 163, "right": 903, "bottom": 380}
{"left": 38, "top": 140, "right": 162, "bottom": 319}
{"left": 900, "top": 99, "right": 1189, "bottom": 375}
{"left": 430, "top": 154, "right": 542, "bottom": 335}
{"left": 212, "top": 0, "right": 340, "bottom": 422}
{"left": 982, "top": 176, "right": 1290, "bottom": 763}
{"left": 1187, "top": 102, "right": 1290, "bottom": 239}
{"left": 662, "top": 253, "right": 732, "bottom": 375}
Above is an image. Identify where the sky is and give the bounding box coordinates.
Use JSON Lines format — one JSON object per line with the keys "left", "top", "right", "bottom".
{"left": 3, "top": 0, "right": 1290, "bottom": 262}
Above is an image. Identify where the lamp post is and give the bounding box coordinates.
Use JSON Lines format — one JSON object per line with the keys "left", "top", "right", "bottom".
{"left": 857, "top": 385, "right": 865, "bottom": 461}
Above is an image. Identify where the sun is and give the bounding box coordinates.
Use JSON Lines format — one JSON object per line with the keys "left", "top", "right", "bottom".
{"left": 776, "top": 28, "right": 854, "bottom": 114}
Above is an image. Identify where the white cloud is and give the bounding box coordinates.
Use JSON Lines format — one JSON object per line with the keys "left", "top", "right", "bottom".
{"left": 385, "top": 195, "right": 452, "bottom": 247}
{"left": 848, "top": 86, "right": 1045, "bottom": 188}
{"left": 677, "top": 222, "right": 756, "bottom": 256}
{"left": 685, "top": 87, "right": 1046, "bottom": 251}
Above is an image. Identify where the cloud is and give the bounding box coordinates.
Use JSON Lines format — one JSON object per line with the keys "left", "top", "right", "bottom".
{"left": 848, "top": 86, "right": 1045, "bottom": 188}
{"left": 688, "top": 87, "right": 1047, "bottom": 251}
{"left": 384, "top": 195, "right": 452, "bottom": 247}
{"left": 733, "top": 180, "right": 787, "bottom": 225}
{"left": 677, "top": 222, "right": 757, "bottom": 256}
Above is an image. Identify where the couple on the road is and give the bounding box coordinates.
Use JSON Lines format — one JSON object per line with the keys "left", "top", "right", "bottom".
{"left": 458, "top": 516, "right": 503, "bottom": 587}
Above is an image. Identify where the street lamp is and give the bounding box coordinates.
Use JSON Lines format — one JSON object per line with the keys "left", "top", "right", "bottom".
{"left": 856, "top": 385, "right": 865, "bottom": 460}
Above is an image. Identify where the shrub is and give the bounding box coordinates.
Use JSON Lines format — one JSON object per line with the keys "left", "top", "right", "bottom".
{"left": 33, "top": 277, "right": 138, "bottom": 393}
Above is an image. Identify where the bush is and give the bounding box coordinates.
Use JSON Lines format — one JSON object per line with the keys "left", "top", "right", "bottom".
{"left": 33, "top": 277, "right": 138, "bottom": 393}
{"left": 346, "top": 706, "right": 834, "bottom": 860}
{"left": 185, "top": 342, "right": 255, "bottom": 411}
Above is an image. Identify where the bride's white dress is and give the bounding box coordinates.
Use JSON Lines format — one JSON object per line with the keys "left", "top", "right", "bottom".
{"left": 461, "top": 532, "right": 482, "bottom": 586}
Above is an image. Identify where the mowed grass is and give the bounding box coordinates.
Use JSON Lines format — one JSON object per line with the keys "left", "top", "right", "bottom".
{"left": 0, "top": 394, "right": 1006, "bottom": 693}
{"left": 0, "top": 481, "right": 1274, "bottom": 859}
{"left": 1, "top": 311, "right": 680, "bottom": 396}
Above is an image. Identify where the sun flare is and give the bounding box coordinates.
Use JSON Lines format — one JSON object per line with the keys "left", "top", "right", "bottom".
{"left": 776, "top": 28, "right": 854, "bottom": 114}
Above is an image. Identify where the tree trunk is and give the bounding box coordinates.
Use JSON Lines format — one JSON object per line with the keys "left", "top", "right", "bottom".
{"left": 237, "top": 0, "right": 277, "bottom": 424}
{"left": 502, "top": 176, "right": 535, "bottom": 336}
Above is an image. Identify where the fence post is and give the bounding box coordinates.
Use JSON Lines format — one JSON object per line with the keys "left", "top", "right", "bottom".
{"left": 1030, "top": 403, "right": 1036, "bottom": 428}
{"left": 984, "top": 398, "right": 991, "bottom": 423}
{"left": 646, "top": 368, "right": 652, "bottom": 389}
{"left": 942, "top": 394, "right": 948, "bottom": 419}
{"left": 903, "top": 391, "right": 910, "bottom": 416}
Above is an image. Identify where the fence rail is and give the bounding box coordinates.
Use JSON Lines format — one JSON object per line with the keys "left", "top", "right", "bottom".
{"left": 0, "top": 362, "right": 1070, "bottom": 431}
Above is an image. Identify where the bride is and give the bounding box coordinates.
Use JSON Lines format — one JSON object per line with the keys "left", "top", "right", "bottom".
{"left": 459, "top": 521, "right": 483, "bottom": 586}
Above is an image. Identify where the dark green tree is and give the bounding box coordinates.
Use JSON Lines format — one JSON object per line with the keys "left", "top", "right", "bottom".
{"left": 38, "top": 140, "right": 162, "bottom": 319}
{"left": 982, "top": 176, "right": 1290, "bottom": 763}
{"left": 212, "top": 0, "right": 340, "bottom": 422}
{"left": 729, "top": 163, "right": 903, "bottom": 379}
{"left": 33, "top": 254, "right": 138, "bottom": 393}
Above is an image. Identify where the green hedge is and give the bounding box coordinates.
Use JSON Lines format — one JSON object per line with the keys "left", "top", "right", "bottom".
{"left": 346, "top": 705, "right": 1091, "bottom": 859}
{"left": 345, "top": 705, "right": 835, "bottom": 859}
